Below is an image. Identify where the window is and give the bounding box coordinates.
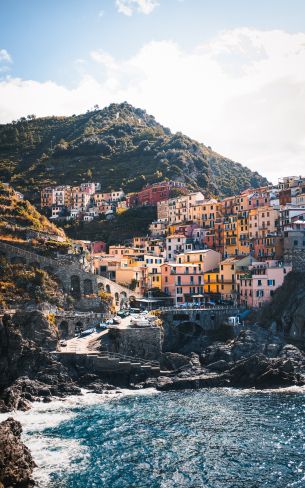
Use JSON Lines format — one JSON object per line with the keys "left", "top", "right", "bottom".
{"left": 258, "top": 279, "right": 262, "bottom": 286}
{"left": 267, "top": 279, "right": 275, "bottom": 286}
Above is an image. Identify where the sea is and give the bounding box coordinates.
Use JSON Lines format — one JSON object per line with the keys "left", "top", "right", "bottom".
{"left": 1, "top": 387, "right": 305, "bottom": 488}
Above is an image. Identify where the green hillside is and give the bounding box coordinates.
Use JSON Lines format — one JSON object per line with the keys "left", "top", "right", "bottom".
{"left": 0, "top": 102, "right": 268, "bottom": 202}
{"left": 0, "top": 183, "right": 72, "bottom": 308}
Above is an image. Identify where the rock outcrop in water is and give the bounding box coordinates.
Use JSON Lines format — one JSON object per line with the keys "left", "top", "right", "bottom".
{"left": 153, "top": 327, "right": 305, "bottom": 391}
{"left": 0, "top": 417, "right": 36, "bottom": 487}
{"left": 0, "top": 313, "right": 80, "bottom": 412}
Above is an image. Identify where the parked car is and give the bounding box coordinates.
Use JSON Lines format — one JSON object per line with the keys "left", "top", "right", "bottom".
{"left": 117, "top": 310, "right": 129, "bottom": 317}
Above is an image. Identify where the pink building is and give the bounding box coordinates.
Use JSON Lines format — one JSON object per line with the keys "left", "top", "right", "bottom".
{"left": 161, "top": 263, "right": 204, "bottom": 304}
{"left": 238, "top": 260, "right": 292, "bottom": 308}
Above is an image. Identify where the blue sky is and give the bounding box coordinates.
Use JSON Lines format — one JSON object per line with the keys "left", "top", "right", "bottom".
{"left": 1, "top": 0, "right": 305, "bottom": 84}
{"left": 1, "top": 0, "right": 305, "bottom": 181}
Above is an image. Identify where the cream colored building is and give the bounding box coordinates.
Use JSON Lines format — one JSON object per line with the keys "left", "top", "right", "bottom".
{"left": 176, "top": 249, "right": 221, "bottom": 273}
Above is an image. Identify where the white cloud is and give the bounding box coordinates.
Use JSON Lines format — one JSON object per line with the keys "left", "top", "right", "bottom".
{"left": 115, "top": 0, "right": 159, "bottom": 16}
{"left": 0, "top": 49, "right": 12, "bottom": 63}
{"left": 98, "top": 9, "right": 105, "bottom": 17}
{"left": 0, "top": 29, "right": 305, "bottom": 182}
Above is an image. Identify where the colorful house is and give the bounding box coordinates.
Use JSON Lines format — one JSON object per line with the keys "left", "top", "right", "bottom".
{"left": 238, "top": 260, "right": 292, "bottom": 308}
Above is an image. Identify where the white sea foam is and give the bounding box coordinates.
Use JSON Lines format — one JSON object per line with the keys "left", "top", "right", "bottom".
{"left": 220, "top": 385, "right": 305, "bottom": 396}
{"left": 0, "top": 388, "right": 158, "bottom": 486}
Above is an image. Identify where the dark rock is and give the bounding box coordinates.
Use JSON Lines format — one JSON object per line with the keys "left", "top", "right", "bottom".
{"left": 259, "top": 272, "right": 305, "bottom": 338}
{"left": 224, "top": 354, "right": 303, "bottom": 388}
{"left": 189, "top": 352, "right": 201, "bottom": 368}
{"left": 206, "top": 360, "right": 230, "bottom": 372}
{"left": 0, "top": 315, "right": 80, "bottom": 411}
{"left": 13, "top": 311, "right": 58, "bottom": 351}
{"left": 157, "top": 351, "right": 305, "bottom": 391}
{"left": 160, "top": 352, "right": 191, "bottom": 371}
{"left": 0, "top": 417, "right": 36, "bottom": 487}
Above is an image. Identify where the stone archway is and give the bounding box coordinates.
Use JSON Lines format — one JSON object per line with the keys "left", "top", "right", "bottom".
{"left": 105, "top": 284, "right": 111, "bottom": 294}
{"left": 71, "top": 275, "right": 81, "bottom": 298}
{"left": 59, "top": 320, "right": 69, "bottom": 339}
{"left": 98, "top": 282, "right": 105, "bottom": 291}
{"left": 83, "top": 278, "right": 93, "bottom": 295}
{"left": 115, "top": 292, "right": 119, "bottom": 306}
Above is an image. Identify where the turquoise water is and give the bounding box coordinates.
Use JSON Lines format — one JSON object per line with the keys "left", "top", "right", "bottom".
{"left": 27, "top": 389, "right": 305, "bottom": 487}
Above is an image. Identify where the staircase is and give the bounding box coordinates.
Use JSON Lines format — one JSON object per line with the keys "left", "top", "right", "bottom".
{"left": 90, "top": 351, "right": 160, "bottom": 376}
{"left": 55, "top": 349, "right": 160, "bottom": 376}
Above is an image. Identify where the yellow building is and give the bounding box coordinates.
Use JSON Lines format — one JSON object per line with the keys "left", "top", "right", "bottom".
{"left": 219, "top": 256, "right": 253, "bottom": 301}
{"left": 144, "top": 254, "right": 164, "bottom": 290}
{"left": 223, "top": 215, "right": 238, "bottom": 257}
{"left": 204, "top": 270, "right": 220, "bottom": 295}
{"left": 237, "top": 212, "right": 250, "bottom": 256}
{"left": 189, "top": 199, "right": 222, "bottom": 229}
{"left": 109, "top": 245, "right": 144, "bottom": 257}
{"left": 116, "top": 263, "right": 148, "bottom": 295}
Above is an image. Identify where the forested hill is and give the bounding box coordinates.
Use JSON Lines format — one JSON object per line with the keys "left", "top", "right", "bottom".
{"left": 0, "top": 102, "right": 268, "bottom": 200}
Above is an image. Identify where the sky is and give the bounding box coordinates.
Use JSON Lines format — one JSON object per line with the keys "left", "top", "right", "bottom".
{"left": 1, "top": 0, "right": 305, "bottom": 182}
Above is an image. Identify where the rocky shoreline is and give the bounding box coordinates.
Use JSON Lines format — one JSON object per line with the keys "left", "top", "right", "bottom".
{"left": 2, "top": 311, "right": 305, "bottom": 487}
{"left": 152, "top": 328, "right": 305, "bottom": 391}
{"left": 0, "top": 418, "right": 36, "bottom": 488}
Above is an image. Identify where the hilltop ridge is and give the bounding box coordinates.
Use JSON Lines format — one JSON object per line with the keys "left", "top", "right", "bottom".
{"left": 0, "top": 102, "right": 268, "bottom": 200}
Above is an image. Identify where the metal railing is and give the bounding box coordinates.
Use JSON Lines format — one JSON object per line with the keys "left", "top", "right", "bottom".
{"left": 156, "top": 305, "right": 240, "bottom": 312}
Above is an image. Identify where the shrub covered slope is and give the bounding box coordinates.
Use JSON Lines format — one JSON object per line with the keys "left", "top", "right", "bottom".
{"left": 0, "top": 102, "right": 268, "bottom": 200}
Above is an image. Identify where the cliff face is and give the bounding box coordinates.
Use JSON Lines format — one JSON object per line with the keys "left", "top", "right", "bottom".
{"left": 0, "top": 312, "right": 80, "bottom": 412}
{"left": 0, "top": 417, "right": 36, "bottom": 488}
{"left": 259, "top": 272, "right": 305, "bottom": 338}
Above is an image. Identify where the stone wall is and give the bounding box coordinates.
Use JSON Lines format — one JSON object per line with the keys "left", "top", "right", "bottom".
{"left": 0, "top": 240, "right": 99, "bottom": 299}
{"left": 105, "top": 327, "right": 163, "bottom": 361}
{"left": 163, "top": 308, "right": 240, "bottom": 332}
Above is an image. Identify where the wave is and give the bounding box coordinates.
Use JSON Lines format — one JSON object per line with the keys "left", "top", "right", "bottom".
{"left": 0, "top": 387, "right": 158, "bottom": 487}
